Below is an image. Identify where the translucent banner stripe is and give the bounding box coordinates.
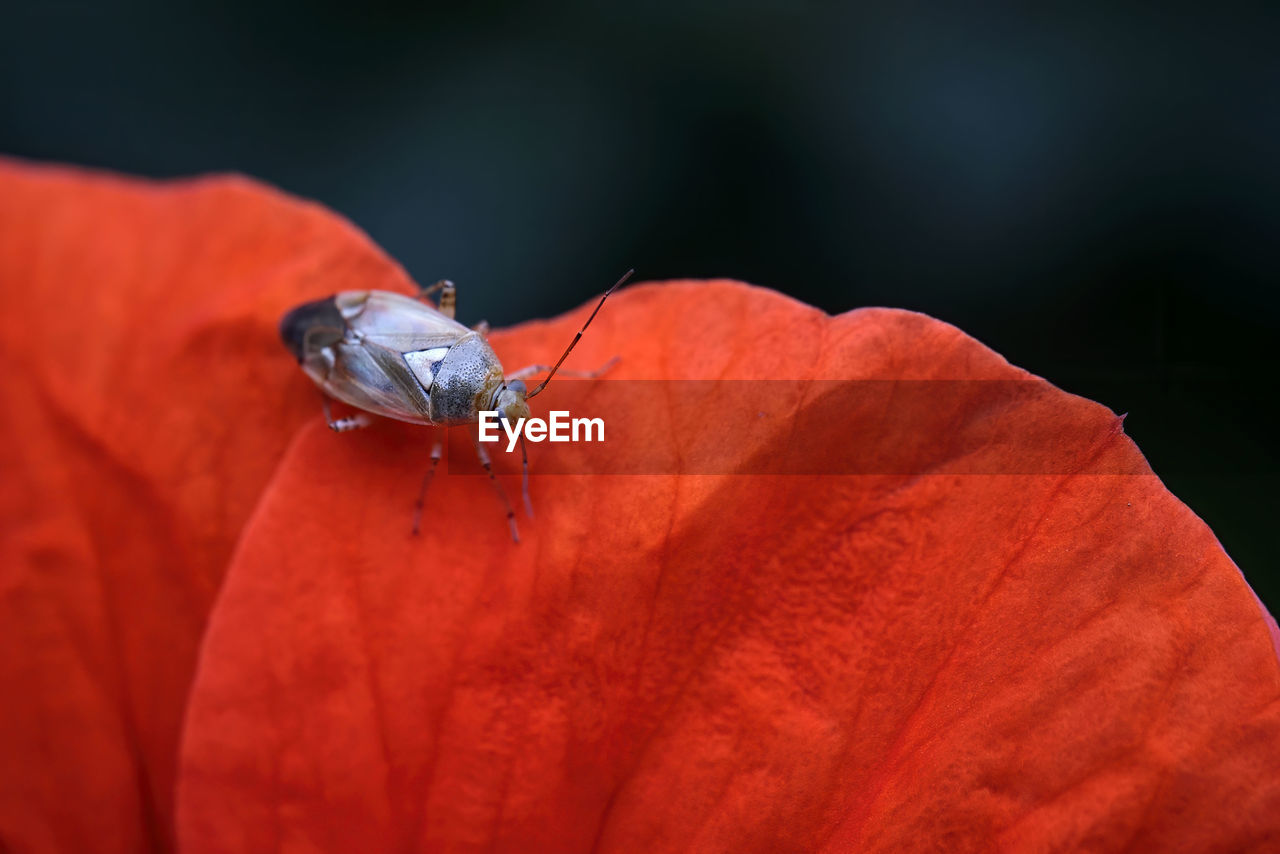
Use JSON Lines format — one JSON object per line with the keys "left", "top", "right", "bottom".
{"left": 439, "top": 380, "right": 1166, "bottom": 476}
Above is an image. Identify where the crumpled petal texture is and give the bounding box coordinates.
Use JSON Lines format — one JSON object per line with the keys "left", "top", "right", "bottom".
{"left": 2, "top": 161, "right": 1278, "bottom": 854}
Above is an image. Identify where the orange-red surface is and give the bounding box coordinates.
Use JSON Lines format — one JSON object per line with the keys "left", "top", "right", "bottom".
{"left": 2, "top": 160, "right": 1278, "bottom": 853}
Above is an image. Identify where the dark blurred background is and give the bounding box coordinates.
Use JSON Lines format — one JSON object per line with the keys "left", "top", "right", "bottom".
{"left": 2, "top": 2, "right": 1276, "bottom": 608}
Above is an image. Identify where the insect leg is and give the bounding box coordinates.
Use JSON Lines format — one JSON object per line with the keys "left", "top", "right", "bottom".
{"left": 414, "top": 279, "right": 458, "bottom": 319}
{"left": 414, "top": 278, "right": 451, "bottom": 300}
{"left": 321, "top": 396, "right": 372, "bottom": 433}
{"left": 411, "top": 429, "right": 444, "bottom": 536}
{"left": 519, "top": 433, "right": 533, "bottom": 518}
{"left": 438, "top": 283, "right": 457, "bottom": 319}
{"left": 471, "top": 434, "right": 520, "bottom": 542}
{"left": 472, "top": 320, "right": 491, "bottom": 338}
{"left": 505, "top": 356, "right": 620, "bottom": 383}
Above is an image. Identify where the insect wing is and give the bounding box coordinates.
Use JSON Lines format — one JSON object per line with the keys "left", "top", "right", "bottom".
{"left": 342, "top": 290, "right": 468, "bottom": 352}
{"left": 318, "top": 290, "right": 469, "bottom": 425}
{"left": 318, "top": 337, "right": 432, "bottom": 424}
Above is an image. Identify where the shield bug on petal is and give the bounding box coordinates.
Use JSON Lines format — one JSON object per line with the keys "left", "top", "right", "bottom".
{"left": 279, "top": 270, "right": 631, "bottom": 541}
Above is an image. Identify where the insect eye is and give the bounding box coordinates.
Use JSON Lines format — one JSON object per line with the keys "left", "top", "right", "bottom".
{"left": 507, "top": 379, "right": 527, "bottom": 396}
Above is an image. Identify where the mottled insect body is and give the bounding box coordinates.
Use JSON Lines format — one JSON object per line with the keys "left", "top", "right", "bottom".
{"left": 279, "top": 272, "right": 629, "bottom": 541}
{"left": 282, "top": 290, "right": 524, "bottom": 427}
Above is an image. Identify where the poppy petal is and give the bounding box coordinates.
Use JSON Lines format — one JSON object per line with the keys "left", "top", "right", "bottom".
{"left": 4, "top": 161, "right": 1275, "bottom": 851}
{"left": 174, "top": 280, "right": 1280, "bottom": 850}
{"left": 0, "top": 160, "right": 414, "bottom": 852}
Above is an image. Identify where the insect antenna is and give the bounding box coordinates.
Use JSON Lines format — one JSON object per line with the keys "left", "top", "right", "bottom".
{"left": 527, "top": 268, "right": 633, "bottom": 399}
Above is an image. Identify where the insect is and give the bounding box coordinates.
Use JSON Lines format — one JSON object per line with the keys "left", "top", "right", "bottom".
{"left": 279, "top": 270, "right": 631, "bottom": 541}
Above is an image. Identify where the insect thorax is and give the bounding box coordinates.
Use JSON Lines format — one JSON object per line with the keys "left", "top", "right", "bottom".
{"left": 427, "top": 334, "right": 505, "bottom": 424}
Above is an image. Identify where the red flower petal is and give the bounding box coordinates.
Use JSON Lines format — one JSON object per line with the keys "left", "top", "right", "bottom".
{"left": 3, "top": 161, "right": 1277, "bottom": 853}
{"left": 0, "top": 160, "right": 414, "bottom": 852}
{"left": 179, "top": 295, "right": 1280, "bottom": 843}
